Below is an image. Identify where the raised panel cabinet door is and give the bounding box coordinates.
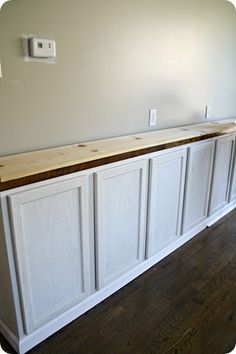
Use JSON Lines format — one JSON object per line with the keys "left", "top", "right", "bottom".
{"left": 8, "top": 176, "right": 91, "bottom": 334}
{"left": 146, "top": 148, "right": 187, "bottom": 258}
{"left": 209, "top": 135, "right": 234, "bottom": 215}
{"left": 182, "top": 140, "right": 215, "bottom": 234}
{"left": 95, "top": 160, "right": 148, "bottom": 289}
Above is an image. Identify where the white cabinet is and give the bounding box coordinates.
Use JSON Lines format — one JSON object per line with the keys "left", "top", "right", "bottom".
{"left": 94, "top": 160, "right": 148, "bottom": 289}
{"left": 2, "top": 133, "right": 236, "bottom": 354}
{"left": 182, "top": 140, "right": 215, "bottom": 234}
{"left": 7, "top": 176, "right": 92, "bottom": 334}
{"left": 146, "top": 148, "right": 187, "bottom": 258}
{"left": 209, "top": 135, "right": 235, "bottom": 215}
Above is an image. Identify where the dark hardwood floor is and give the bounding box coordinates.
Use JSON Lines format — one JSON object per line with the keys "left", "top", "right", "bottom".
{"left": 1, "top": 210, "right": 236, "bottom": 354}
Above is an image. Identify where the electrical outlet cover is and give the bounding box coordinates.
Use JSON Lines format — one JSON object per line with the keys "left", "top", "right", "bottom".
{"left": 149, "top": 109, "right": 157, "bottom": 127}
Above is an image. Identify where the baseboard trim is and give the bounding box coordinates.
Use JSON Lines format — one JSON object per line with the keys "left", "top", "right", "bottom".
{"left": 207, "top": 201, "right": 236, "bottom": 227}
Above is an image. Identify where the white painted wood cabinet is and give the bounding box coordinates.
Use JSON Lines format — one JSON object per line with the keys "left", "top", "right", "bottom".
{"left": 1, "top": 135, "right": 236, "bottom": 354}
{"left": 182, "top": 140, "right": 215, "bottom": 234}
{"left": 209, "top": 135, "right": 235, "bottom": 216}
{"left": 94, "top": 160, "right": 148, "bottom": 289}
{"left": 146, "top": 148, "right": 187, "bottom": 258}
{"left": 7, "top": 176, "right": 92, "bottom": 334}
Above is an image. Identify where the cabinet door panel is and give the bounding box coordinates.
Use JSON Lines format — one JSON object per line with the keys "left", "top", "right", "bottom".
{"left": 182, "top": 140, "right": 215, "bottom": 234}
{"left": 147, "top": 149, "right": 187, "bottom": 258}
{"left": 209, "top": 135, "right": 234, "bottom": 215}
{"left": 8, "top": 176, "right": 91, "bottom": 334}
{"left": 95, "top": 160, "right": 147, "bottom": 289}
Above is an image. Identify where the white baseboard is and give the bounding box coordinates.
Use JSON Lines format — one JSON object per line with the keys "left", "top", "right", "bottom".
{"left": 207, "top": 201, "right": 236, "bottom": 227}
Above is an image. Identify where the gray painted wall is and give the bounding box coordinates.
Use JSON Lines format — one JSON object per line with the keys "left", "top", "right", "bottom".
{"left": 0, "top": 0, "right": 236, "bottom": 156}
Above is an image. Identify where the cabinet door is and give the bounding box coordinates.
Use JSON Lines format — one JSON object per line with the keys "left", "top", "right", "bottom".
{"left": 146, "top": 148, "right": 187, "bottom": 258}
{"left": 182, "top": 140, "right": 215, "bottom": 234}
{"left": 8, "top": 176, "right": 91, "bottom": 334}
{"left": 95, "top": 160, "right": 148, "bottom": 289}
{"left": 209, "top": 135, "right": 234, "bottom": 215}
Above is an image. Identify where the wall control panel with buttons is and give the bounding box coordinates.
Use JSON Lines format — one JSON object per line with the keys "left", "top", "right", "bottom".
{"left": 29, "top": 38, "right": 56, "bottom": 58}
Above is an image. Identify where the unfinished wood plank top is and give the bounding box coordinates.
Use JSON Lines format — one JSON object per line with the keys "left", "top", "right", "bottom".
{"left": 1, "top": 119, "right": 236, "bottom": 191}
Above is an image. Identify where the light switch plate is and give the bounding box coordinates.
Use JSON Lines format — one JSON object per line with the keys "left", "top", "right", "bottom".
{"left": 29, "top": 38, "right": 56, "bottom": 58}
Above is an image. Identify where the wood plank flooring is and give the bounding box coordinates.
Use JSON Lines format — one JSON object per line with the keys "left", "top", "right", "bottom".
{"left": 1, "top": 209, "right": 236, "bottom": 354}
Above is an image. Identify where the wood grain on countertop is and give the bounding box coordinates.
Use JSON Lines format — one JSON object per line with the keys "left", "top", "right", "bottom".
{"left": 0, "top": 119, "right": 236, "bottom": 191}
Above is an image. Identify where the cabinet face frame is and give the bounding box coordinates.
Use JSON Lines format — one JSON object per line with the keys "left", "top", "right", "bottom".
{"left": 7, "top": 175, "right": 92, "bottom": 334}
{"left": 94, "top": 159, "right": 148, "bottom": 290}
{"left": 146, "top": 147, "right": 187, "bottom": 258}
{"left": 208, "top": 134, "right": 235, "bottom": 216}
{"left": 182, "top": 139, "right": 215, "bottom": 234}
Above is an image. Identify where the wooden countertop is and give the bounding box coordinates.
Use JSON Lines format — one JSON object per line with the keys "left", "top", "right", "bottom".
{"left": 1, "top": 119, "right": 236, "bottom": 192}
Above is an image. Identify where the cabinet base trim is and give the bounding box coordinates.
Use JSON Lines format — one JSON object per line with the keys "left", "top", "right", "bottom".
{"left": 207, "top": 201, "right": 236, "bottom": 227}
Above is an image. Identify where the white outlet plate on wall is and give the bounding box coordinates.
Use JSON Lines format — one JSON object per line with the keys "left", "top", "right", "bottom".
{"left": 205, "top": 105, "right": 212, "bottom": 119}
{"left": 149, "top": 109, "right": 157, "bottom": 127}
